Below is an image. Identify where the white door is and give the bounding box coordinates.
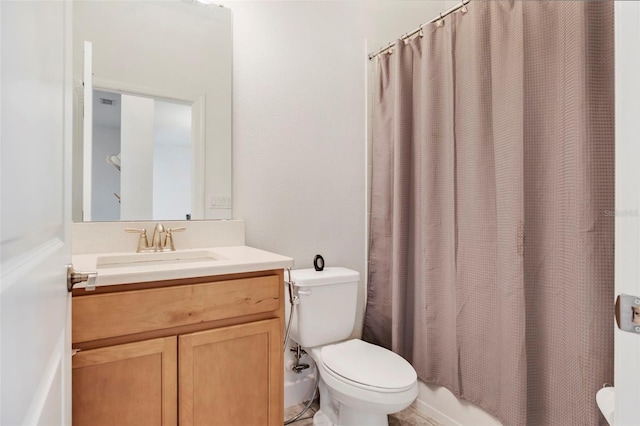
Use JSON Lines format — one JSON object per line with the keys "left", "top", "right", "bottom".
{"left": 1, "top": 1, "right": 73, "bottom": 425}
{"left": 615, "top": 2, "right": 640, "bottom": 426}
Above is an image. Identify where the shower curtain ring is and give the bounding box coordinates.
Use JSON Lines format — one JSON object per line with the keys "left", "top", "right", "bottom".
{"left": 436, "top": 13, "right": 444, "bottom": 27}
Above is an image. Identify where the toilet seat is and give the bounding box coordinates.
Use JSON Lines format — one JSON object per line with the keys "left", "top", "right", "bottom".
{"left": 320, "top": 339, "right": 417, "bottom": 393}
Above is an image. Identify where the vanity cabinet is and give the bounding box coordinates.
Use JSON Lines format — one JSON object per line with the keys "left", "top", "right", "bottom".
{"left": 71, "top": 270, "right": 284, "bottom": 426}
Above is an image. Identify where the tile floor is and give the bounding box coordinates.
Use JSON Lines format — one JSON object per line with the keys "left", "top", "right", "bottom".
{"left": 284, "top": 401, "right": 442, "bottom": 426}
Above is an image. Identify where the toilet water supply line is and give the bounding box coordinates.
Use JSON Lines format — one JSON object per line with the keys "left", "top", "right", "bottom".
{"left": 284, "top": 268, "right": 319, "bottom": 425}
{"left": 283, "top": 267, "right": 298, "bottom": 351}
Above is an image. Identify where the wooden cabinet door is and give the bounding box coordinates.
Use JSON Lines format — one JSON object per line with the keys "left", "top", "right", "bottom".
{"left": 72, "top": 336, "right": 177, "bottom": 426}
{"left": 179, "top": 319, "right": 283, "bottom": 426}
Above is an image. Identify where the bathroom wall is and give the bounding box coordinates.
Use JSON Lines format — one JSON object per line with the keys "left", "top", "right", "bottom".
{"left": 223, "top": 0, "right": 441, "bottom": 345}
{"left": 223, "top": 0, "right": 448, "bottom": 409}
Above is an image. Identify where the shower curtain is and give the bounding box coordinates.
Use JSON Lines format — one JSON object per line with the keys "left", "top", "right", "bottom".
{"left": 362, "top": 2, "right": 614, "bottom": 425}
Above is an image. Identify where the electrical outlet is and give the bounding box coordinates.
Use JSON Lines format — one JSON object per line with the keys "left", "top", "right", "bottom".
{"left": 209, "top": 195, "right": 231, "bottom": 209}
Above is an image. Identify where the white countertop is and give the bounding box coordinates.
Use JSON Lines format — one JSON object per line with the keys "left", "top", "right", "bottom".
{"left": 72, "top": 245, "right": 294, "bottom": 288}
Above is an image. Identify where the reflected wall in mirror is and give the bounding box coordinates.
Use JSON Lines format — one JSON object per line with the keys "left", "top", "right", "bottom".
{"left": 91, "top": 90, "right": 193, "bottom": 221}
{"left": 72, "top": 0, "right": 232, "bottom": 222}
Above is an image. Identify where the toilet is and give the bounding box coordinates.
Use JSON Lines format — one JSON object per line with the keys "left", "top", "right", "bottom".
{"left": 285, "top": 267, "right": 418, "bottom": 426}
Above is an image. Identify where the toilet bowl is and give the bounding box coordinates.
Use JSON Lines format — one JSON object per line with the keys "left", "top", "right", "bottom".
{"left": 285, "top": 268, "right": 418, "bottom": 426}
{"left": 309, "top": 339, "right": 418, "bottom": 425}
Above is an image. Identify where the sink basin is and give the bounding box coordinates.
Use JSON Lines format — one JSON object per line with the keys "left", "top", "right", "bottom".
{"left": 96, "top": 250, "right": 223, "bottom": 269}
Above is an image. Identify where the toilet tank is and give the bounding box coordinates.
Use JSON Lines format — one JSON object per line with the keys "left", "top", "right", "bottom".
{"left": 286, "top": 267, "right": 359, "bottom": 348}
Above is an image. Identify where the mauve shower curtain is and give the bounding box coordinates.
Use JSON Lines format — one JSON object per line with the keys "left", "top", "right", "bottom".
{"left": 362, "top": 2, "right": 614, "bottom": 425}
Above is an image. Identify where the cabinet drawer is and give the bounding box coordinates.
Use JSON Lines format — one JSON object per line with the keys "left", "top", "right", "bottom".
{"left": 73, "top": 274, "right": 280, "bottom": 344}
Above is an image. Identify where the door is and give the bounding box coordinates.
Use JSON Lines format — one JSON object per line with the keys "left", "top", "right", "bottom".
{"left": 0, "top": 1, "right": 73, "bottom": 424}
{"left": 72, "top": 337, "right": 177, "bottom": 426}
{"left": 179, "top": 319, "right": 283, "bottom": 426}
{"left": 615, "top": 2, "right": 640, "bottom": 425}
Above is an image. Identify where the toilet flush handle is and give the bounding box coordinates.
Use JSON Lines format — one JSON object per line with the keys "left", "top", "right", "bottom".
{"left": 297, "top": 289, "right": 312, "bottom": 296}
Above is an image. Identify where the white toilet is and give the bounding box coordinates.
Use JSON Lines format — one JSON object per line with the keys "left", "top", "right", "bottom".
{"left": 286, "top": 267, "right": 418, "bottom": 426}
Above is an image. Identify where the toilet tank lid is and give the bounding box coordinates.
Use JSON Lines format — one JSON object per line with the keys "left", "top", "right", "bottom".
{"left": 290, "top": 267, "right": 359, "bottom": 287}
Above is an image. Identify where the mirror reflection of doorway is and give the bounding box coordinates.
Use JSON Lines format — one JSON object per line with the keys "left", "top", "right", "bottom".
{"left": 92, "top": 89, "right": 192, "bottom": 221}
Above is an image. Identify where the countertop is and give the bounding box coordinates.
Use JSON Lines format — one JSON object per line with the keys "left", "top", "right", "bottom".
{"left": 72, "top": 245, "right": 294, "bottom": 288}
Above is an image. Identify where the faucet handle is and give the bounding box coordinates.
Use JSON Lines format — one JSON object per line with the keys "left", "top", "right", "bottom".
{"left": 124, "top": 228, "right": 149, "bottom": 252}
{"left": 164, "top": 227, "right": 186, "bottom": 251}
{"left": 125, "top": 227, "right": 145, "bottom": 233}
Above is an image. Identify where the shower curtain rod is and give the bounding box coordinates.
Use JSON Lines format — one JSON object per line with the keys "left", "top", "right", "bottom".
{"left": 368, "top": 0, "right": 471, "bottom": 60}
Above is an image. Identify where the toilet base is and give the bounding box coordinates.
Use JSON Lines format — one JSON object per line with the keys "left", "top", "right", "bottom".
{"left": 313, "top": 375, "right": 391, "bottom": 426}
{"left": 312, "top": 410, "right": 333, "bottom": 425}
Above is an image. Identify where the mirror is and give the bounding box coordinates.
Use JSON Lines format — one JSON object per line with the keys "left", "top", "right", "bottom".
{"left": 72, "top": 0, "right": 232, "bottom": 222}
{"left": 91, "top": 90, "right": 193, "bottom": 221}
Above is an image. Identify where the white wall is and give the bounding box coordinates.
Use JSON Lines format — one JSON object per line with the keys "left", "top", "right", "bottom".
{"left": 224, "top": 0, "right": 444, "bottom": 347}
{"left": 226, "top": 0, "right": 369, "bottom": 331}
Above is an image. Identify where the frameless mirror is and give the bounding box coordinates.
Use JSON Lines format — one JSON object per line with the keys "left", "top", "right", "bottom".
{"left": 72, "top": 0, "right": 232, "bottom": 222}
